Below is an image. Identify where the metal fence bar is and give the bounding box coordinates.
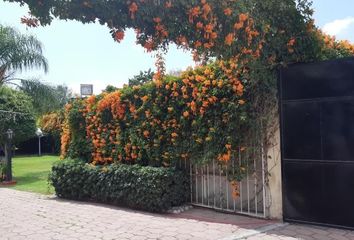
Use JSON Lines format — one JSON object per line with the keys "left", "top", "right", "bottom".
{"left": 219, "top": 164, "right": 222, "bottom": 209}
{"left": 201, "top": 166, "right": 204, "bottom": 205}
{"left": 213, "top": 159, "right": 216, "bottom": 208}
{"left": 254, "top": 154, "right": 258, "bottom": 215}
{"left": 239, "top": 147, "right": 243, "bottom": 213}
{"left": 226, "top": 164, "right": 229, "bottom": 210}
{"left": 261, "top": 143, "right": 267, "bottom": 218}
{"left": 233, "top": 157, "right": 236, "bottom": 211}
{"left": 196, "top": 166, "right": 198, "bottom": 204}
{"left": 207, "top": 164, "right": 210, "bottom": 206}
{"left": 190, "top": 163, "right": 193, "bottom": 202}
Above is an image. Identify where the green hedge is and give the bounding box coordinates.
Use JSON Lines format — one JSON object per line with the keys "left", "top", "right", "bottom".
{"left": 50, "top": 160, "right": 190, "bottom": 212}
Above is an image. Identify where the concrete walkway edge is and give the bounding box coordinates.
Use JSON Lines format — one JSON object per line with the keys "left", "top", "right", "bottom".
{"left": 219, "top": 223, "right": 289, "bottom": 240}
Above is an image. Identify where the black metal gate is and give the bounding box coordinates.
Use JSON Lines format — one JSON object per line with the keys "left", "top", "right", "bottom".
{"left": 279, "top": 57, "right": 354, "bottom": 229}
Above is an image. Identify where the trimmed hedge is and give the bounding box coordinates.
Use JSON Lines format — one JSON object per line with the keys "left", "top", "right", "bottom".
{"left": 50, "top": 160, "right": 190, "bottom": 212}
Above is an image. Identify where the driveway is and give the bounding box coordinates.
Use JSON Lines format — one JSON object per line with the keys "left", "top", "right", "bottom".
{"left": 0, "top": 189, "right": 353, "bottom": 240}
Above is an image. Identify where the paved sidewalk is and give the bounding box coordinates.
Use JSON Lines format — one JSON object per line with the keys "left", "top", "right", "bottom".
{"left": 0, "top": 188, "right": 353, "bottom": 240}
{"left": 247, "top": 223, "right": 354, "bottom": 240}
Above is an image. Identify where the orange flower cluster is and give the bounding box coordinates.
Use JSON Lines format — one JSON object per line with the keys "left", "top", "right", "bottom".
{"left": 320, "top": 30, "right": 354, "bottom": 55}
{"left": 40, "top": 112, "right": 62, "bottom": 134}
{"left": 231, "top": 180, "right": 240, "bottom": 199}
{"left": 153, "top": 17, "right": 168, "bottom": 39}
{"left": 218, "top": 58, "right": 245, "bottom": 96}
{"left": 114, "top": 31, "right": 125, "bottom": 42}
{"left": 85, "top": 94, "right": 123, "bottom": 164}
{"left": 60, "top": 104, "right": 72, "bottom": 159}
{"left": 287, "top": 38, "right": 296, "bottom": 53}
{"left": 129, "top": 2, "right": 138, "bottom": 19}
{"left": 97, "top": 91, "right": 125, "bottom": 119}
{"left": 122, "top": 0, "right": 264, "bottom": 64}
{"left": 61, "top": 64, "right": 249, "bottom": 166}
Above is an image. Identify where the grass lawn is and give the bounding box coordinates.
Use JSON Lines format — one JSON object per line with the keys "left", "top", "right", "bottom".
{"left": 9, "top": 155, "right": 59, "bottom": 195}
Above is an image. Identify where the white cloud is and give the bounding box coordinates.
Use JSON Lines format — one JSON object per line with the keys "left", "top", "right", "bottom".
{"left": 323, "top": 17, "right": 354, "bottom": 36}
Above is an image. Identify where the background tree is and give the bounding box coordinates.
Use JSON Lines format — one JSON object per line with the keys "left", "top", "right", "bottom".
{"left": 0, "top": 86, "right": 36, "bottom": 157}
{"left": 104, "top": 85, "right": 119, "bottom": 93}
{"left": 0, "top": 24, "right": 48, "bottom": 85}
{"left": 128, "top": 69, "right": 154, "bottom": 87}
{"left": 20, "top": 80, "right": 72, "bottom": 116}
{"left": 39, "top": 111, "right": 63, "bottom": 154}
{"left": 21, "top": 81, "right": 72, "bottom": 154}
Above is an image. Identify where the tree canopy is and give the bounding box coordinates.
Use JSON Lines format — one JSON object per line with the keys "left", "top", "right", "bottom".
{"left": 0, "top": 86, "right": 36, "bottom": 149}
{"left": 128, "top": 69, "right": 154, "bottom": 86}
{"left": 7, "top": 0, "right": 354, "bottom": 89}
{"left": 7, "top": 0, "right": 318, "bottom": 62}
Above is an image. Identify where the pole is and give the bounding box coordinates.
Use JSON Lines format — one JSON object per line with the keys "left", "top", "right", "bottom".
{"left": 5, "top": 139, "right": 12, "bottom": 181}
{"left": 38, "top": 136, "right": 41, "bottom": 156}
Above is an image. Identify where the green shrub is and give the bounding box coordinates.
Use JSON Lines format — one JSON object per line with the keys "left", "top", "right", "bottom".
{"left": 50, "top": 160, "right": 190, "bottom": 212}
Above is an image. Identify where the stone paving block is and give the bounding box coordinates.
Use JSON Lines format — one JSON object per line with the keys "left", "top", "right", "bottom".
{"left": 1, "top": 189, "right": 354, "bottom": 240}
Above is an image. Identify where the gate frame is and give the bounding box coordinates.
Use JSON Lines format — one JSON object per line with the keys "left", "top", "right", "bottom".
{"left": 278, "top": 57, "right": 354, "bottom": 230}
{"left": 189, "top": 144, "right": 269, "bottom": 219}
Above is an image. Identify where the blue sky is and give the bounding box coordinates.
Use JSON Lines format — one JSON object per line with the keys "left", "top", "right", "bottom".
{"left": 0, "top": 0, "right": 354, "bottom": 94}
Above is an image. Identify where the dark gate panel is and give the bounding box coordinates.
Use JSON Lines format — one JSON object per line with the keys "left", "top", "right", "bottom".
{"left": 279, "top": 57, "right": 354, "bottom": 229}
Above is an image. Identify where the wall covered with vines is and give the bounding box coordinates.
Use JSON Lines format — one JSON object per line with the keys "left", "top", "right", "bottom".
{"left": 61, "top": 64, "right": 253, "bottom": 177}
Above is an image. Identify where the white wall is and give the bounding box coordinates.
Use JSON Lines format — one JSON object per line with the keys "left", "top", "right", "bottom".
{"left": 266, "top": 128, "right": 283, "bottom": 219}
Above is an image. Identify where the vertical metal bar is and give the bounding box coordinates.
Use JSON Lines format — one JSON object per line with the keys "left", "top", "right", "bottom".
{"left": 213, "top": 159, "right": 216, "bottom": 208}
{"left": 190, "top": 162, "right": 193, "bottom": 202}
{"left": 226, "top": 163, "right": 229, "bottom": 210}
{"left": 201, "top": 166, "right": 204, "bottom": 205}
{"left": 233, "top": 157, "right": 236, "bottom": 211}
{"left": 219, "top": 163, "right": 222, "bottom": 209}
{"left": 261, "top": 143, "right": 266, "bottom": 218}
{"left": 196, "top": 166, "right": 198, "bottom": 204}
{"left": 239, "top": 147, "right": 243, "bottom": 212}
{"left": 207, "top": 164, "right": 210, "bottom": 206}
{"left": 254, "top": 147, "right": 258, "bottom": 215}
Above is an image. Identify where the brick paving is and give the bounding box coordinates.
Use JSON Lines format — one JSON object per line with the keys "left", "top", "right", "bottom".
{"left": 0, "top": 188, "right": 353, "bottom": 240}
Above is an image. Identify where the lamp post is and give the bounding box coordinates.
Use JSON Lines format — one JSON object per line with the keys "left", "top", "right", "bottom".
{"left": 5, "top": 129, "right": 13, "bottom": 182}
{"left": 35, "top": 128, "right": 43, "bottom": 156}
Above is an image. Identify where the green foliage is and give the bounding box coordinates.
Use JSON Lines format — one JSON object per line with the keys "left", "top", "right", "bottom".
{"left": 128, "top": 69, "right": 154, "bottom": 87}
{"left": 66, "top": 100, "right": 92, "bottom": 162}
{"left": 0, "top": 86, "right": 36, "bottom": 147}
{"left": 104, "top": 85, "right": 119, "bottom": 93}
{"left": 50, "top": 160, "right": 190, "bottom": 212}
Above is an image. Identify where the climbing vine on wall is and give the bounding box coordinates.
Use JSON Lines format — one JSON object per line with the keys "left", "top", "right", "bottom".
{"left": 62, "top": 64, "right": 251, "bottom": 179}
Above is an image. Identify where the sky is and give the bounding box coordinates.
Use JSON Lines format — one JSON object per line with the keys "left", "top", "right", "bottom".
{"left": 0, "top": 0, "right": 354, "bottom": 94}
